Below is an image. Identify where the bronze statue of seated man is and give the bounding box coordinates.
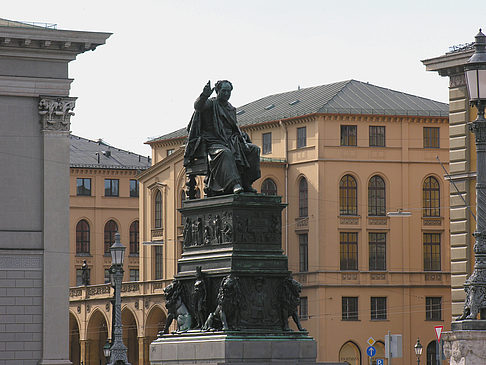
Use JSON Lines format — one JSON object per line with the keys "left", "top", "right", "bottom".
{"left": 184, "top": 80, "right": 261, "bottom": 196}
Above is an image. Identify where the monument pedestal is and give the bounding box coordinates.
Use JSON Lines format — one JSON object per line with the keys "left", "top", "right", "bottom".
{"left": 151, "top": 194, "right": 329, "bottom": 364}
{"left": 443, "top": 321, "right": 486, "bottom": 365}
{"left": 150, "top": 332, "right": 324, "bottom": 364}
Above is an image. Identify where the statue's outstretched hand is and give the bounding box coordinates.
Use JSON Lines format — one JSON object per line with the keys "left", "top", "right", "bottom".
{"left": 202, "top": 81, "right": 214, "bottom": 97}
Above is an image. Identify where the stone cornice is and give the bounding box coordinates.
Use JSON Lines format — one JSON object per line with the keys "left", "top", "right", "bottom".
{"left": 0, "top": 26, "right": 111, "bottom": 61}
{"left": 422, "top": 49, "right": 473, "bottom": 77}
{"left": 0, "top": 75, "right": 72, "bottom": 97}
{"left": 321, "top": 113, "right": 448, "bottom": 124}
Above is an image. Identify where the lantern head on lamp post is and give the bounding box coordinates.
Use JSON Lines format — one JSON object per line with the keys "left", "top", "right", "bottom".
{"left": 103, "top": 339, "right": 111, "bottom": 364}
{"left": 458, "top": 29, "right": 486, "bottom": 322}
{"left": 414, "top": 338, "right": 423, "bottom": 365}
{"left": 107, "top": 232, "right": 130, "bottom": 365}
{"left": 110, "top": 232, "right": 126, "bottom": 267}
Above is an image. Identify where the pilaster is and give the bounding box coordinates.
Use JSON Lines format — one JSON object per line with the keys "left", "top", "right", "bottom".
{"left": 40, "top": 96, "right": 74, "bottom": 365}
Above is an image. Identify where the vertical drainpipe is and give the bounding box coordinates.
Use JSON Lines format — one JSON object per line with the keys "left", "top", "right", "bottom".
{"left": 279, "top": 120, "right": 289, "bottom": 255}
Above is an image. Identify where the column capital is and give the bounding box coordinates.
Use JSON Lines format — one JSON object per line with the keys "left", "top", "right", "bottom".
{"left": 38, "top": 96, "right": 77, "bottom": 132}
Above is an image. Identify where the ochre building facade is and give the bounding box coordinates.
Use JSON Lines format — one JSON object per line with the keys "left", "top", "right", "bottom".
{"left": 137, "top": 80, "right": 451, "bottom": 365}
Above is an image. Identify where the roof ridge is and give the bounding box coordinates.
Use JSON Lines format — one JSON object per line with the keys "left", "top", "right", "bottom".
{"left": 237, "top": 81, "right": 350, "bottom": 111}
{"left": 317, "top": 80, "right": 353, "bottom": 112}
{"left": 70, "top": 134, "right": 149, "bottom": 159}
{"left": 348, "top": 79, "right": 448, "bottom": 105}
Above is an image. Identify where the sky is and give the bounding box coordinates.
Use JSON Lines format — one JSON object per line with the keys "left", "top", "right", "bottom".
{"left": 3, "top": 0, "right": 486, "bottom": 156}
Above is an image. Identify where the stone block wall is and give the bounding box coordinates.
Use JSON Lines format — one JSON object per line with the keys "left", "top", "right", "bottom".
{"left": 0, "top": 252, "right": 43, "bottom": 365}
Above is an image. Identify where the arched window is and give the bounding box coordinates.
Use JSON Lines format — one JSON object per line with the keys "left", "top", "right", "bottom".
{"left": 129, "top": 221, "right": 139, "bottom": 255}
{"left": 261, "top": 178, "right": 277, "bottom": 196}
{"left": 423, "top": 176, "right": 440, "bottom": 217}
{"left": 426, "top": 341, "right": 438, "bottom": 365}
{"left": 154, "top": 190, "right": 162, "bottom": 228}
{"left": 104, "top": 220, "right": 118, "bottom": 254}
{"left": 299, "top": 178, "right": 308, "bottom": 217}
{"left": 76, "top": 220, "right": 90, "bottom": 254}
{"left": 368, "top": 175, "right": 386, "bottom": 216}
{"left": 340, "top": 175, "right": 357, "bottom": 215}
{"left": 339, "top": 341, "right": 361, "bottom": 365}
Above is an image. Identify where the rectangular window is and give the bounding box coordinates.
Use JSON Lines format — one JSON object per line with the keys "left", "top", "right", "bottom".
{"left": 104, "top": 269, "right": 111, "bottom": 284}
{"left": 104, "top": 179, "right": 119, "bottom": 197}
{"left": 299, "top": 296, "right": 308, "bottom": 320}
{"left": 297, "top": 127, "right": 307, "bottom": 148}
{"left": 369, "top": 233, "right": 386, "bottom": 271}
{"left": 130, "top": 179, "right": 139, "bottom": 197}
{"left": 369, "top": 126, "right": 385, "bottom": 147}
{"left": 167, "top": 149, "right": 175, "bottom": 156}
{"left": 341, "top": 125, "right": 357, "bottom": 146}
{"left": 371, "top": 297, "right": 387, "bottom": 320}
{"left": 424, "top": 233, "right": 441, "bottom": 271}
{"left": 423, "top": 127, "right": 440, "bottom": 148}
{"left": 76, "top": 178, "right": 91, "bottom": 196}
{"left": 340, "top": 232, "right": 358, "bottom": 270}
{"left": 299, "top": 234, "right": 308, "bottom": 272}
{"left": 130, "top": 269, "right": 139, "bottom": 282}
{"left": 426, "top": 297, "right": 442, "bottom": 321}
{"left": 342, "top": 297, "right": 358, "bottom": 321}
{"left": 155, "top": 246, "right": 163, "bottom": 279}
{"left": 76, "top": 268, "right": 90, "bottom": 286}
{"left": 262, "top": 132, "right": 272, "bottom": 155}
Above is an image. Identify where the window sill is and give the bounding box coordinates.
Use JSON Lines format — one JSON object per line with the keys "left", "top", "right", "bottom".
{"left": 370, "top": 319, "right": 389, "bottom": 322}
{"left": 75, "top": 253, "right": 92, "bottom": 257}
{"left": 341, "top": 319, "right": 360, "bottom": 322}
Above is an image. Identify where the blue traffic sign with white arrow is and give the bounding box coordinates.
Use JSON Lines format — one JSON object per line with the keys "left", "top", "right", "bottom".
{"left": 366, "top": 346, "right": 376, "bottom": 357}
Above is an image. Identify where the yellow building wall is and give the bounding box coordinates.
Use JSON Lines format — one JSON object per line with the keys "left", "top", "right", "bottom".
{"left": 138, "top": 113, "right": 451, "bottom": 364}
{"left": 70, "top": 168, "right": 141, "bottom": 286}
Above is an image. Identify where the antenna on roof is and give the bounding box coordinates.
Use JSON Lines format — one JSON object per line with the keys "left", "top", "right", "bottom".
{"left": 298, "top": 85, "right": 301, "bottom": 90}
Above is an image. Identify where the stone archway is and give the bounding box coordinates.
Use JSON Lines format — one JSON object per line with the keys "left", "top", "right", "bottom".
{"left": 122, "top": 307, "right": 139, "bottom": 365}
{"left": 339, "top": 341, "right": 361, "bottom": 365}
{"left": 143, "top": 306, "right": 167, "bottom": 365}
{"left": 69, "top": 312, "right": 80, "bottom": 365}
{"left": 86, "top": 309, "right": 109, "bottom": 365}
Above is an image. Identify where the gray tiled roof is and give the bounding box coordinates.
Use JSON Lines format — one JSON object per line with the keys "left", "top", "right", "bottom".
{"left": 149, "top": 79, "right": 449, "bottom": 143}
{"left": 70, "top": 135, "right": 151, "bottom": 170}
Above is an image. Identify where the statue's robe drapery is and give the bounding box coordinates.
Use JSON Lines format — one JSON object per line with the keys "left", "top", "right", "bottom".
{"left": 184, "top": 92, "right": 260, "bottom": 195}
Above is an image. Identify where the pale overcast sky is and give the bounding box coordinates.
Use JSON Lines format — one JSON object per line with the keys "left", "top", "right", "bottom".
{"left": 3, "top": 0, "right": 485, "bottom": 156}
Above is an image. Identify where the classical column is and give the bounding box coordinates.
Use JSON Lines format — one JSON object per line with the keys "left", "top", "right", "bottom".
{"left": 39, "top": 96, "right": 76, "bottom": 365}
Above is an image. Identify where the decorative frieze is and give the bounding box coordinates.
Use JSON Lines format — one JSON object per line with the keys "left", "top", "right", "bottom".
{"left": 121, "top": 282, "right": 139, "bottom": 293}
{"left": 425, "top": 273, "right": 442, "bottom": 281}
{"left": 38, "top": 96, "right": 76, "bottom": 131}
{"left": 371, "top": 273, "right": 386, "bottom": 280}
{"left": 342, "top": 273, "right": 358, "bottom": 280}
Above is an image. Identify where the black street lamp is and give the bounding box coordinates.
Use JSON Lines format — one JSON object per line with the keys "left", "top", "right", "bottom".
{"left": 103, "top": 339, "right": 111, "bottom": 364}
{"left": 459, "top": 29, "right": 486, "bottom": 321}
{"left": 414, "top": 338, "right": 423, "bottom": 365}
{"left": 108, "top": 233, "right": 131, "bottom": 365}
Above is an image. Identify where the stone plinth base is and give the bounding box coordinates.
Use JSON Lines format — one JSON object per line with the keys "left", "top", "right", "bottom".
{"left": 150, "top": 332, "right": 328, "bottom": 364}
{"left": 443, "top": 326, "right": 486, "bottom": 365}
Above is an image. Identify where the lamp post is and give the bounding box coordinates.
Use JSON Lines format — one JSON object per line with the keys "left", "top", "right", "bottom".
{"left": 460, "top": 29, "right": 486, "bottom": 321}
{"left": 414, "top": 338, "right": 423, "bottom": 365}
{"left": 108, "top": 232, "right": 131, "bottom": 365}
{"left": 103, "top": 339, "right": 111, "bottom": 364}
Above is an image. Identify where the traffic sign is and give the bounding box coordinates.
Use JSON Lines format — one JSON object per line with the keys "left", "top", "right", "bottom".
{"left": 367, "top": 337, "right": 376, "bottom": 346}
{"left": 434, "top": 325, "right": 444, "bottom": 342}
{"left": 376, "top": 359, "right": 384, "bottom": 365}
{"left": 366, "top": 346, "right": 376, "bottom": 357}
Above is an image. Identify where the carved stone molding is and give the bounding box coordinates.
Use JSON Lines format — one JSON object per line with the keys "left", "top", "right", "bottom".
{"left": 0, "top": 254, "right": 42, "bottom": 270}
{"left": 38, "top": 96, "right": 76, "bottom": 132}
{"left": 425, "top": 273, "right": 442, "bottom": 281}
{"left": 371, "top": 273, "right": 386, "bottom": 280}
{"left": 450, "top": 74, "right": 467, "bottom": 88}
{"left": 342, "top": 273, "right": 358, "bottom": 280}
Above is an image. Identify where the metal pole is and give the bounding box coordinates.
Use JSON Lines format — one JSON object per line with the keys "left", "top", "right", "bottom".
{"left": 462, "top": 100, "right": 486, "bottom": 319}
{"left": 108, "top": 264, "right": 130, "bottom": 365}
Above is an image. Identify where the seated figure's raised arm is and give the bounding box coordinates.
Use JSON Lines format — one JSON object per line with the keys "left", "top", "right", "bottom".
{"left": 194, "top": 80, "right": 213, "bottom": 111}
